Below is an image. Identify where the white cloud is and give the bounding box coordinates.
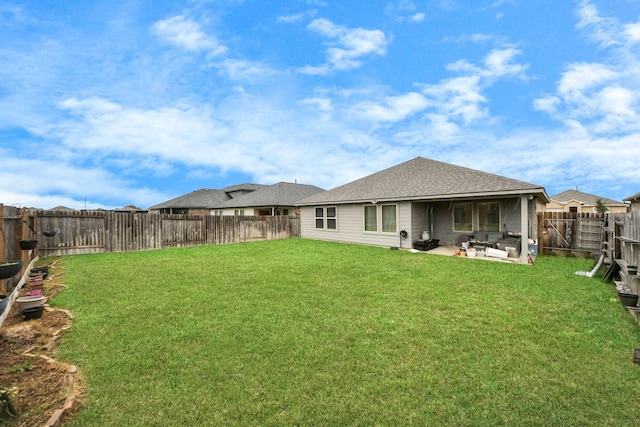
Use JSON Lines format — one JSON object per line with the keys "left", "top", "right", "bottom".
{"left": 408, "top": 13, "right": 425, "bottom": 23}
{"left": 300, "top": 18, "right": 389, "bottom": 73}
{"left": 557, "top": 62, "right": 618, "bottom": 99}
{"left": 151, "top": 15, "right": 228, "bottom": 55}
{"left": 344, "top": 47, "right": 527, "bottom": 128}
{"left": 535, "top": 3, "right": 640, "bottom": 136}
{"left": 215, "top": 59, "right": 281, "bottom": 82}
{"left": 533, "top": 96, "right": 560, "bottom": 114}
{"left": 350, "top": 92, "right": 429, "bottom": 122}
{"left": 624, "top": 21, "right": 640, "bottom": 43}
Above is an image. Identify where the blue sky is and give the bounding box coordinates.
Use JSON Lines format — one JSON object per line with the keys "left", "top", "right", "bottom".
{"left": 1, "top": 0, "right": 639, "bottom": 209}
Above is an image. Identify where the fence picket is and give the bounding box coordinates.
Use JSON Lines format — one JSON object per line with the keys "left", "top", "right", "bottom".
{"left": 2, "top": 210, "right": 303, "bottom": 257}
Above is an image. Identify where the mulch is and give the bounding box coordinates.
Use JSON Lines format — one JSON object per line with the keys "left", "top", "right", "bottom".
{"left": 0, "top": 259, "right": 84, "bottom": 426}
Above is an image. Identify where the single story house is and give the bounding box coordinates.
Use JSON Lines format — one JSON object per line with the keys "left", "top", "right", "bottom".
{"left": 623, "top": 192, "right": 640, "bottom": 211}
{"left": 148, "top": 182, "right": 324, "bottom": 216}
{"left": 148, "top": 184, "right": 267, "bottom": 215}
{"left": 214, "top": 182, "right": 325, "bottom": 216}
{"left": 546, "top": 189, "right": 627, "bottom": 214}
{"left": 295, "top": 156, "right": 549, "bottom": 264}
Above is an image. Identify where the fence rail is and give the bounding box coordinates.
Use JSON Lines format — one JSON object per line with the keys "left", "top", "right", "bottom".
{"left": 1, "top": 206, "right": 300, "bottom": 260}
{"left": 541, "top": 212, "right": 606, "bottom": 256}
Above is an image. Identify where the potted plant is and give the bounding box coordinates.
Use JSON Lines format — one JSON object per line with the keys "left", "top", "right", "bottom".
{"left": 0, "top": 260, "right": 23, "bottom": 280}
{"left": 22, "top": 306, "right": 45, "bottom": 320}
{"left": 0, "top": 295, "right": 8, "bottom": 315}
{"left": 19, "top": 240, "right": 38, "bottom": 250}
{"left": 15, "top": 295, "right": 45, "bottom": 312}
{"left": 618, "top": 292, "right": 639, "bottom": 307}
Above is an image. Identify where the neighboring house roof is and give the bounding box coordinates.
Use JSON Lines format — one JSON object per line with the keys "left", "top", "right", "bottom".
{"left": 218, "top": 182, "right": 325, "bottom": 208}
{"left": 49, "top": 205, "right": 76, "bottom": 211}
{"left": 296, "top": 157, "right": 548, "bottom": 206}
{"left": 148, "top": 188, "right": 231, "bottom": 210}
{"left": 115, "top": 206, "right": 145, "bottom": 212}
{"left": 221, "top": 183, "right": 267, "bottom": 193}
{"left": 549, "top": 189, "right": 624, "bottom": 207}
{"left": 623, "top": 192, "right": 640, "bottom": 203}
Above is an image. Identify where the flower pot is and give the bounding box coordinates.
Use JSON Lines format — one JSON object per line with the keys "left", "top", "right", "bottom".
{"left": 0, "top": 260, "right": 23, "bottom": 279}
{"left": 0, "top": 295, "right": 8, "bottom": 315}
{"left": 15, "top": 295, "right": 45, "bottom": 312}
{"left": 618, "top": 292, "right": 639, "bottom": 307}
{"left": 22, "top": 306, "right": 44, "bottom": 320}
{"left": 43, "top": 230, "right": 57, "bottom": 237}
{"left": 19, "top": 240, "right": 38, "bottom": 250}
{"left": 28, "top": 282, "right": 44, "bottom": 291}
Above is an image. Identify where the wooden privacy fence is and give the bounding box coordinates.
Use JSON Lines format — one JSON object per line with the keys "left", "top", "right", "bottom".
{"left": 1, "top": 206, "right": 301, "bottom": 258}
{"left": 541, "top": 212, "right": 606, "bottom": 256}
{"left": 602, "top": 211, "right": 640, "bottom": 326}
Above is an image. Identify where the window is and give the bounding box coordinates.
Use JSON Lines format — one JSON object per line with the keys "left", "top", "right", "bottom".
{"left": 365, "top": 204, "right": 398, "bottom": 233}
{"left": 382, "top": 205, "right": 397, "bottom": 233}
{"left": 453, "top": 203, "right": 473, "bottom": 232}
{"left": 478, "top": 202, "right": 500, "bottom": 231}
{"left": 364, "top": 205, "right": 377, "bottom": 232}
{"left": 160, "top": 208, "right": 188, "bottom": 214}
{"left": 326, "top": 207, "right": 336, "bottom": 230}
{"left": 234, "top": 209, "right": 245, "bottom": 216}
{"left": 213, "top": 210, "right": 223, "bottom": 216}
{"left": 315, "top": 207, "right": 324, "bottom": 229}
{"left": 315, "top": 206, "right": 337, "bottom": 230}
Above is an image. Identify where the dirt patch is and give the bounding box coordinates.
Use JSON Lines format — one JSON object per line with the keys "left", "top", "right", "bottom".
{"left": 0, "top": 259, "right": 83, "bottom": 426}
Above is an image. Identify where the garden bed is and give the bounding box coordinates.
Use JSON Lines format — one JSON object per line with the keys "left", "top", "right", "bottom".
{"left": 0, "top": 260, "right": 83, "bottom": 426}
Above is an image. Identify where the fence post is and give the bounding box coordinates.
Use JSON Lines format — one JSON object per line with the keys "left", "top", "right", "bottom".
{"left": 20, "top": 208, "right": 31, "bottom": 271}
{"left": 0, "top": 204, "right": 5, "bottom": 294}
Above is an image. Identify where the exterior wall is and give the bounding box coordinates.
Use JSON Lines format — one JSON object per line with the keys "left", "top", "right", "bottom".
{"left": 300, "top": 202, "right": 412, "bottom": 248}
{"left": 546, "top": 200, "right": 627, "bottom": 214}
{"left": 545, "top": 200, "right": 565, "bottom": 212}
{"left": 218, "top": 206, "right": 296, "bottom": 216}
{"left": 413, "top": 197, "right": 537, "bottom": 246}
{"left": 302, "top": 196, "right": 540, "bottom": 249}
{"left": 188, "top": 208, "right": 209, "bottom": 216}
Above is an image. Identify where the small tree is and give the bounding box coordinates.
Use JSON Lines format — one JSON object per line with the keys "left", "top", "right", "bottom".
{"left": 595, "top": 198, "right": 609, "bottom": 213}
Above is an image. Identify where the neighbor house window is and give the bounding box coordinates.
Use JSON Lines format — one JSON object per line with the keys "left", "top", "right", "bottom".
{"left": 160, "top": 208, "right": 188, "bottom": 214}
{"left": 453, "top": 203, "right": 473, "bottom": 232}
{"left": 364, "top": 205, "right": 377, "bottom": 232}
{"left": 315, "top": 206, "right": 337, "bottom": 230}
{"left": 478, "top": 202, "right": 500, "bottom": 231}
{"left": 234, "top": 209, "right": 245, "bottom": 216}
{"left": 381, "top": 205, "right": 397, "bottom": 233}
{"left": 213, "top": 210, "right": 223, "bottom": 216}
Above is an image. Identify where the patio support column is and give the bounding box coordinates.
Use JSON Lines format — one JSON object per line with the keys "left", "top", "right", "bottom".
{"left": 520, "top": 195, "right": 528, "bottom": 264}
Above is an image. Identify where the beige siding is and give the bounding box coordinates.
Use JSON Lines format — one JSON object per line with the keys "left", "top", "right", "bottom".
{"left": 301, "top": 202, "right": 412, "bottom": 248}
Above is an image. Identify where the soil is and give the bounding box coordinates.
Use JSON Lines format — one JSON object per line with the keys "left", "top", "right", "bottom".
{"left": 0, "top": 259, "right": 83, "bottom": 426}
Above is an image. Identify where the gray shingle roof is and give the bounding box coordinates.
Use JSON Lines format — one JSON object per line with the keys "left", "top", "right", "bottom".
{"left": 296, "top": 156, "right": 548, "bottom": 205}
{"left": 218, "top": 182, "right": 325, "bottom": 208}
{"left": 550, "top": 189, "right": 624, "bottom": 206}
{"left": 623, "top": 192, "right": 640, "bottom": 203}
{"left": 221, "top": 183, "right": 267, "bottom": 193}
{"left": 148, "top": 188, "right": 231, "bottom": 209}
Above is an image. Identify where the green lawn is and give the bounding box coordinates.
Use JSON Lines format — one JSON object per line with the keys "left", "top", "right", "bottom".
{"left": 52, "top": 239, "right": 640, "bottom": 426}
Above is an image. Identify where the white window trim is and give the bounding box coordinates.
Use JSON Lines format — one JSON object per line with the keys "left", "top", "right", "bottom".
{"left": 315, "top": 206, "right": 338, "bottom": 231}
{"left": 363, "top": 204, "right": 398, "bottom": 234}
{"left": 477, "top": 201, "right": 501, "bottom": 232}
{"left": 453, "top": 202, "right": 473, "bottom": 232}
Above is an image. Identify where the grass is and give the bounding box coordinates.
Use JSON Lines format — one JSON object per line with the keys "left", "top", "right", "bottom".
{"left": 52, "top": 239, "right": 640, "bottom": 426}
